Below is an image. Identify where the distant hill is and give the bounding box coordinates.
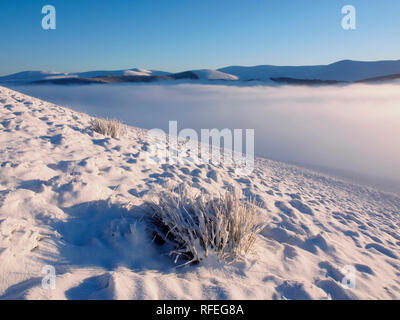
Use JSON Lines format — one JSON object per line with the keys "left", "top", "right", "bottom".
{"left": 0, "top": 68, "right": 171, "bottom": 84}
{"left": 2, "top": 60, "right": 400, "bottom": 85}
{"left": 218, "top": 60, "right": 400, "bottom": 82}
{"left": 0, "top": 71, "right": 72, "bottom": 83}
{"left": 32, "top": 72, "right": 200, "bottom": 85}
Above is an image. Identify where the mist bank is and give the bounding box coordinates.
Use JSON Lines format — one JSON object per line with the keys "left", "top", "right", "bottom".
{"left": 9, "top": 83, "right": 400, "bottom": 193}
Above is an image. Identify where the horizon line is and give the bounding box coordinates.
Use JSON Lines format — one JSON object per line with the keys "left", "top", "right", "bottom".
{"left": 2, "top": 58, "right": 400, "bottom": 77}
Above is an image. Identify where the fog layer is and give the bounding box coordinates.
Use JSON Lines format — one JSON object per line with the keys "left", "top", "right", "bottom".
{"left": 11, "top": 83, "right": 400, "bottom": 193}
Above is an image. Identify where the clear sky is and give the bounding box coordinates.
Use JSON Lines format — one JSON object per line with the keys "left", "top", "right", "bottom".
{"left": 0, "top": 0, "right": 399, "bottom": 75}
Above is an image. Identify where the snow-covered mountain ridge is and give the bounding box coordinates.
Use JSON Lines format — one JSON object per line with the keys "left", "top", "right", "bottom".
{"left": 2, "top": 59, "right": 400, "bottom": 85}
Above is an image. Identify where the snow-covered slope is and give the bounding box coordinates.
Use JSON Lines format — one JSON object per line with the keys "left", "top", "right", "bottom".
{"left": 123, "top": 68, "right": 152, "bottom": 76}
{"left": 218, "top": 60, "right": 400, "bottom": 82}
{"left": 190, "top": 69, "right": 239, "bottom": 81}
{"left": 75, "top": 68, "right": 170, "bottom": 78}
{"left": 1, "top": 86, "right": 399, "bottom": 300}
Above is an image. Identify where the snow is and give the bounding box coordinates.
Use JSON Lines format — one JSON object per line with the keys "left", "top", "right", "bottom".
{"left": 190, "top": 69, "right": 239, "bottom": 81}
{"left": 10, "top": 83, "right": 400, "bottom": 193}
{"left": 123, "top": 68, "right": 152, "bottom": 76}
{"left": 1, "top": 86, "right": 400, "bottom": 300}
{"left": 76, "top": 68, "right": 169, "bottom": 78}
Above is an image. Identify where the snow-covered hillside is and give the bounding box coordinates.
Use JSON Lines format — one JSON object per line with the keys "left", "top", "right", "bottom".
{"left": 0, "top": 86, "right": 399, "bottom": 300}
{"left": 190, "top": 69, "right": 239, "bottom": 81}
{"left": 75, "top": 68, "right": 170, "bottom": 78}
{"left": 218, "top": 60, "right": 400, "bottom": 82}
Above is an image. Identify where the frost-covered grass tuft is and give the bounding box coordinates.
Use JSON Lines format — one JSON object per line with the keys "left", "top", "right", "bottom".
{"left": 146, "top": 188, "right": 264, "bottom": 265}
{"left": 89, "top": 117, "right": 124, "bottom": 138}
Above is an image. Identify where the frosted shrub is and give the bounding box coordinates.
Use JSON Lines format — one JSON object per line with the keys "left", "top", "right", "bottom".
{"left": 89, "top": 117, "right": 124, "bottom": 138}
{"left": 146, "top": 188, "right": 264, "bottom": 265}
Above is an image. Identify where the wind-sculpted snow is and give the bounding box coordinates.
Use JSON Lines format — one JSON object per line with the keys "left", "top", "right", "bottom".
{"left": 0, "top": 86, "right": 400, "bottom": 299}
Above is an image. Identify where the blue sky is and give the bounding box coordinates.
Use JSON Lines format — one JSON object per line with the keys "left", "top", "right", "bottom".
{"left": 0, "top": 0, "right": 399, "bottom": 75}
